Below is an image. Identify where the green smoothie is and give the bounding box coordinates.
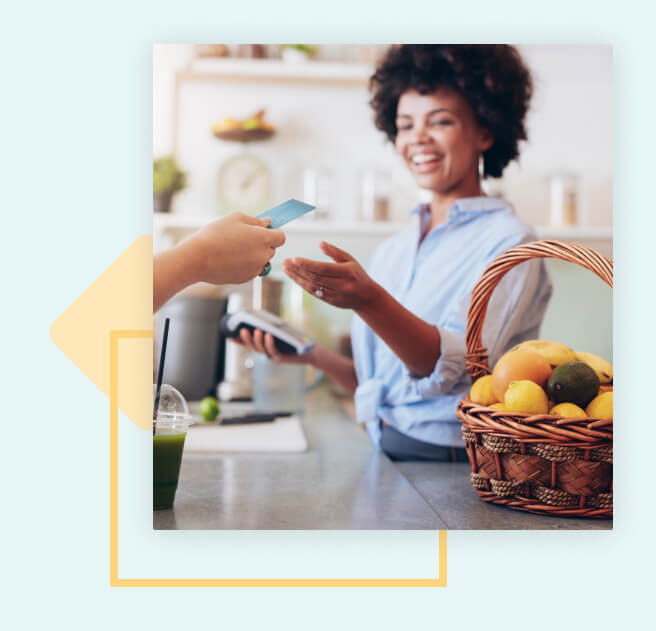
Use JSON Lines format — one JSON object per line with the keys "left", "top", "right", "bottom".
{"left": 153, "top": 430, "right": 187, "bottom": 510}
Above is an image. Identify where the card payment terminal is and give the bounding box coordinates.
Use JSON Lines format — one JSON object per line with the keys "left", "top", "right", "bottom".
{"left": 221, "top": 309, "right": 315, "bottom": 355}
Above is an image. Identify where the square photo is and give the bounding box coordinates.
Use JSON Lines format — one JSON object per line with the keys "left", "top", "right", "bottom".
{"left": 152, "top": 44, "right": 612, "bottom": 530}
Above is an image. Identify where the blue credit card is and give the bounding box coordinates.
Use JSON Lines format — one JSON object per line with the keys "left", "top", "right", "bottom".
{"left": 257, "top": 199, "right": 315, "bottom": 229}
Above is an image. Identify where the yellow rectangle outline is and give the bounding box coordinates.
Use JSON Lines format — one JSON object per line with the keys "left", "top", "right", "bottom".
{"left": 110, "top": 329, "right": 447, "bottom": 587}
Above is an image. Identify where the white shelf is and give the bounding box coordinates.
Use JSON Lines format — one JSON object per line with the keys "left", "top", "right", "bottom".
{"left": 180, "top": 58, "right": 373, "bottom": 84}
{"left": 534, "top": 225, "right": 612, "bottom": 240}
{"left": 153, "top": 213, "right": 612, "bottom": 240}
{"left": 154, "top": 213, "right": 411, "bottom": 235}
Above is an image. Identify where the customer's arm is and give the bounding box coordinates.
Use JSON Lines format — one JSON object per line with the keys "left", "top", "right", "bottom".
{"left": 153, "top": 213, "right": 285, "bottom": 312}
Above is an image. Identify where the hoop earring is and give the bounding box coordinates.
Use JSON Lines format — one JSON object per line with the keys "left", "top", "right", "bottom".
{"left": 478, "top": 154, "right": 485, "bottom": 180}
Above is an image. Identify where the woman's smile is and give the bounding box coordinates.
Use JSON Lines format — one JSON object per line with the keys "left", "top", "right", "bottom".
{"left": 409, "top": 150, "right": 444, "bottom": 173}
{"left": 395, "top": 88, "right": 492, "bottom": 197}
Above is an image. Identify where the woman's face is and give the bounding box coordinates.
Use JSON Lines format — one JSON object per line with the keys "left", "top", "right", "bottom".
{"left": 394, "top": 88, "right": 492, "bottom": 195}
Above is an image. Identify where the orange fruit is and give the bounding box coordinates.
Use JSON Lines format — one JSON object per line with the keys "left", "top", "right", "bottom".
{"left": 492, "top": 349, "right": 553, "bottom": 402}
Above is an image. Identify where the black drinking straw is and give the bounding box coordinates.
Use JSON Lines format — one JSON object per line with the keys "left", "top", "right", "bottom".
{"left": 153, "top": 317, "right": 170, "bottom": 435}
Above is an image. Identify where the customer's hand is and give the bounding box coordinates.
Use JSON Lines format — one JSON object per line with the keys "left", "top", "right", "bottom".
{"left": 283, "top": 241, "right": 382, "bottom": 313}
{"left": 180, "top": 212, "right": 285, "bottom": 285}
{"left": 232, "top": 328, "right": 316, "bottom": 365}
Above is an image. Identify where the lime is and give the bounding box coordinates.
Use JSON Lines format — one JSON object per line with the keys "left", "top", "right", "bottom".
{"left": 242, "top": 117, "right": 259, "bottom": 130}
{"left": 199, "top": 396, "right": 220, "bottom": 422}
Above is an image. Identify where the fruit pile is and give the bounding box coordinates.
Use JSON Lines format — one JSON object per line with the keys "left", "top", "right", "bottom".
{"left": 469, "top": 340, "right": 613, "bottom": 420}
{"left": 211, "top": 109, "right": 274, "bottom": 134}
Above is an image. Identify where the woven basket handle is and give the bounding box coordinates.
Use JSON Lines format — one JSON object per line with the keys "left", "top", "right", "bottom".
{"left": 465, "top": 239, "right": 613, "bottom": 381}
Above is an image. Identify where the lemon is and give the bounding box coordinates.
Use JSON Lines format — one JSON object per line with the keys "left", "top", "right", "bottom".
{"left": 470, "top": 375, "right": 497, "bottom": 406}
{"left": 504, "top": 380, "right": 549, "bottom": 414}
{"left": 549, "top": 402, "right": 587, "bottom": 418}
{"left": 586, "top": 392, "right": 613, "bottom": 420}
{"left": 489, "top": 402, "right": 506, "bottom": 411}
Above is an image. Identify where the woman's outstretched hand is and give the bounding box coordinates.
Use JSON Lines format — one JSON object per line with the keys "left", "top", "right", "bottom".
{"left": 283, "top": 241, "right": 382, "bottom": 313}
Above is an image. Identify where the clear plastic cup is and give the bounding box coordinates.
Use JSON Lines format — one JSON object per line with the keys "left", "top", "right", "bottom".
{"left": 153, "top": 384, "right": 192, "bottom": 510}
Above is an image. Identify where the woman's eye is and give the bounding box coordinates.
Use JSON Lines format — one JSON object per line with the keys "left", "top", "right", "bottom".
{"left": 430, "top": 119, "right": 453, "bottom": 127}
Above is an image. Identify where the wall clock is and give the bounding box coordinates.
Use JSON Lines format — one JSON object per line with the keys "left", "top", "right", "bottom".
{"left": 218, "top": 153, "right": 272, "bottom": 214}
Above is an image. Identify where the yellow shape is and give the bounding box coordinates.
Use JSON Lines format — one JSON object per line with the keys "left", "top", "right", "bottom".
{"left": 50, "top": 236, "right": 153, "bottom": 429}
{"left": 108, "top": 329, "right": 448, "bottom": 586}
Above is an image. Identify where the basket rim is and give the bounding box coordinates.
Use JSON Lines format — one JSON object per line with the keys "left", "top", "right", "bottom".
{"left": 457, "top": 399, "right": 612, "bottom": 445}
{"left": 458, "top": 397, "right": 613, "bottom": 429}
{"left": 463, "top": 239, "right": 613, "bottom": 381}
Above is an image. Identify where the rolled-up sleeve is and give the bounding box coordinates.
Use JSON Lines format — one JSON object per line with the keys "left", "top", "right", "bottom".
{"left": 407, "top": 325, "right": 467, "bottom": 398}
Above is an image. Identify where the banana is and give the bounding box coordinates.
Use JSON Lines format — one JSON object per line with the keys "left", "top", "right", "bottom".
{"left": 211, "top": 117, "right": 242, "bottom": 133}
{"left": 574, "top": 351, "right": 613, "bottom": 384}
{"left": 512, "top": 340, "right": 577, "bottom": 367}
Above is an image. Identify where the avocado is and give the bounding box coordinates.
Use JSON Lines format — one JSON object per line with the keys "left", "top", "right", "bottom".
{"left": 547, "top": 361, "right": 600, "bottom": 408}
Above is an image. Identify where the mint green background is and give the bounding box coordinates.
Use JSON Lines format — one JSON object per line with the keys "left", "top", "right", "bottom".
{"left": 542, "top": 260, "right": 613, "bottom": 361}
{"left": 2, "top": 1, "right": 651, "bottom": 629}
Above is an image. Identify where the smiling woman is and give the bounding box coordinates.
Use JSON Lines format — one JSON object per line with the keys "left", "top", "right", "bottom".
{"left": 393, "top": 88, "right": 493, "bottom": 226}
{"left": 236, "top": 45, "right": 553, "bottom": 462}
{"left": 371, "top": 45, "right": 532, "bottom": 178}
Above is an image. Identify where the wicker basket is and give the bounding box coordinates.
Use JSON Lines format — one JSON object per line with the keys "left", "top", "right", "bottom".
{"left": 455, "top": 240, "right": 613, "bottom": 518}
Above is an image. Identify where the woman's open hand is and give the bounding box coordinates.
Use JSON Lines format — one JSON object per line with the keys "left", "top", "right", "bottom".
{"left": 283, "top": 241, "right": 381, "bottom": 313}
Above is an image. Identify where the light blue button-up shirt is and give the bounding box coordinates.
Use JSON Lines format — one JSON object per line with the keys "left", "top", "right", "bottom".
{"left": 351, "top": 197, "right": 553, "bottom": 448}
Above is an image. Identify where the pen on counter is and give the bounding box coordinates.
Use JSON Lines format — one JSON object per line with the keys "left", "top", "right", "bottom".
{"left": 218, "top": 412, "right": 293, "bottom": 425}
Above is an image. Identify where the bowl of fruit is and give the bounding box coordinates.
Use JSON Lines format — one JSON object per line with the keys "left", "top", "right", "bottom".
{"left": 211, "top": 109, "right": 275, "bottom": 143}
{"left": 456, "top": 240, "right": 613, "bottom": 518}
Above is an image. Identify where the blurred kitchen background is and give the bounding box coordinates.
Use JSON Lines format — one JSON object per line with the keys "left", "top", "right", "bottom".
{"left": 153, "top": 44, "right": 612, "bottom": 404}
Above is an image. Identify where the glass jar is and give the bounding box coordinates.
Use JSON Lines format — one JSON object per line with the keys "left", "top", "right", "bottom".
{"left": 302, "top": 167, "right": 333, "bottom": 220}
{"left": 360, "top": 168, "right": 390, "bottom": 222}
{"left": 549, "top": 173, "right": 579, "bottom": 227}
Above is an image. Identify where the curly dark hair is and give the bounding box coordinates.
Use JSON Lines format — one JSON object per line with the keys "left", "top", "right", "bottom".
{"left": 369, "top": 45, "right": 533, "bottom": 178}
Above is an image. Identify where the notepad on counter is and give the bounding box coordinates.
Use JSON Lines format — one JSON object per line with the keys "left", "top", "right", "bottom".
{"left": 184, "top": 415, "right": 308, "bottom": 453}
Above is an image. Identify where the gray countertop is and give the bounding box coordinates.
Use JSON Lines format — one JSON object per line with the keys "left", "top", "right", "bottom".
{"left": 154, "top": 386, "right": 612, "bottom": 531}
